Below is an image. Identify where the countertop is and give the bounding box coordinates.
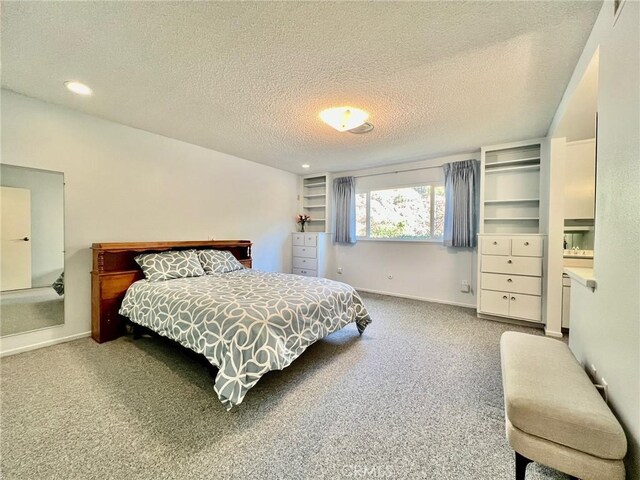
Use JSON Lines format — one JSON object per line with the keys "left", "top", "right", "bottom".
{"left": 564, "top": 267, "right": 597, "bottom": 290}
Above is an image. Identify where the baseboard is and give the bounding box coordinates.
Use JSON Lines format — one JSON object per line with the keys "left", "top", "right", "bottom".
{"left": 544, "top": 327, "right": 564, "bottom": 338}
{"left": 0, "top": 331, "right": 91, "bottom": 357}
{"left": 354, "top": 287, "right": 476, "bottom": 309}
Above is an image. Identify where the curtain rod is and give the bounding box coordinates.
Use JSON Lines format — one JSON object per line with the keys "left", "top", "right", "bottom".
{"left": 353, "top": 164, "right": 442, "bottom": 179}
{"left": 352, "top": 158, "right": 476, "bottom": 179}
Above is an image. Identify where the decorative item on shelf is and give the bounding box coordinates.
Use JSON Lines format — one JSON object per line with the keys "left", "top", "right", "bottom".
{"left": 296, "top": 214, "right": 311, "bottom": 232}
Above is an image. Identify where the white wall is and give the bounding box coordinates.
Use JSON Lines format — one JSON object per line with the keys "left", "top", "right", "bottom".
{"left": 0, "top": 90, "right": 298, "bottom": 355}
{"left": 549, "top": 1, "right": 639, "bottom": 476}
{"left": 1, "top": 164, "right": 65, "bottom": 287}
{"left": 328, "top": 153, "right": 478, "bottom": 308}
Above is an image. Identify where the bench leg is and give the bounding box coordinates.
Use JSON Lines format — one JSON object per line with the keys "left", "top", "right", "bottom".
{"left": 515, "top": 451, "right": 532, "bottom": 480}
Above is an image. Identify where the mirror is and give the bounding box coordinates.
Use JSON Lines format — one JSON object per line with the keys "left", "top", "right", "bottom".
{"left": 0, "top": 164, "right": 64, "bottom": 336}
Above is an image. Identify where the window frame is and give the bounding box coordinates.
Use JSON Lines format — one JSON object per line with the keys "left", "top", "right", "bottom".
{"left": 356, "top": 181, "right": 445, "bottom": 243}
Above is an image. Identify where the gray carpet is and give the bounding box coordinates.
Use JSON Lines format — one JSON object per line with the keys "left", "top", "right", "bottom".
{"left": 0, "top": 293, "right": 571, "bottom": 479}
{"left": 0, "top": 289, "right": 64, "bottom": 336}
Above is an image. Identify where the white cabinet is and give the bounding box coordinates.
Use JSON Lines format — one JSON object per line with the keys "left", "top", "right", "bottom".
{"left": 291, "top": 232, "right": 328, "bottom": 278}
{"left": 564, "top": 139, "right": 595, "bottom": 220}
{"left": 478, "top": 234, "right": 545, "bottom": 323}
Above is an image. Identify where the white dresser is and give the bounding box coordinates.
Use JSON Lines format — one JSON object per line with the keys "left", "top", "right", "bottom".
{"left": 478, "top": 234, "right": 545, "bottom": 323}
{"left": 292, "top": 232, "right": 327, "bottom": 277}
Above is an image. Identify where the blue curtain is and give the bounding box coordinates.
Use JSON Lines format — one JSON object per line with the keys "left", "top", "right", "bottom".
{"left": 333, "top": 176, "right": 356, "bottom": 244}
{"left": 442, "top": 160, "right": 479, "bottom": 247}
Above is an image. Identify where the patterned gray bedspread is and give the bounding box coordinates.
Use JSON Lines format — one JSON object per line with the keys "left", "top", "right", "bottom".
{"left": 119, "top": 270, "right": 371, "bottom": 409}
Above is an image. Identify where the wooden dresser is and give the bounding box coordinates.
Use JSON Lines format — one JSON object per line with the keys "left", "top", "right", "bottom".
{"left": 91, "top": 240, "right": 252, "bottom": 343}
{"left": 291, "top": 232, "right": 329, "bottom": 277}
{"left": 477, "top": 234, "right": 545, "bottom": 323}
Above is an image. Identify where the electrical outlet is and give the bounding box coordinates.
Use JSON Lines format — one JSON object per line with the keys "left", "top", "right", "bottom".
{"left": 387, "top": 274, "right": 393, "bottom": 280}
{"left": 337, "top": 267, "right": 343, "bottom": 274}
{"left": 461, "top": 279, "right": 470, "bottom": 293}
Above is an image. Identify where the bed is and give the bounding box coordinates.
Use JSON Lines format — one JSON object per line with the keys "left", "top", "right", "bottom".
{"left": 91, "top": 241, "right": 371, "bottom": 410}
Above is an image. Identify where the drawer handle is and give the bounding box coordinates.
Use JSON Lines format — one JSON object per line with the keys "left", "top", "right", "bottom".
{"left": 524, "top": 241, "right": 530, "bottom": 246}
{"left": 507, "top": 278, "right": 513, "bottom": 283}
{"left": 493, "top": 241, "right": 498, "bottom": 245}
{"left": 511, "top": 296, "right": 516, "bottom": 301}
{"left": 502, "top": 295, "right": 508, "bottom": 300}
{"left": 507, "top": 260, "right": 513, "bottom": 264}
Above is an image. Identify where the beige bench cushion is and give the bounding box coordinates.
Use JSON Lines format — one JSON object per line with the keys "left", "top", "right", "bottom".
{"left": 506, "top": 418, "right": 625, "bottom": 480}
{"left": 500, "top": 332, "right": 627, "bottom": 460}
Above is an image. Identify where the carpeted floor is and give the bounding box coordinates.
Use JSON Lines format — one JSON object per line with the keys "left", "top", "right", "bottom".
{"left": 0, "top": 288, "right": 64, "bottom": 336}
{"left": 0, "top": 293, "right": 571, "bottom": 479}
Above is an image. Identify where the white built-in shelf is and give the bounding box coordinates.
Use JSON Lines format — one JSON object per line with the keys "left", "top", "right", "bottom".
{"left": 304, "top": 182, "right": 326, "bottom": 188}
{"left": 303, "top": 205, "right": 325, "bottom": 209}
{"left": 308, "top": 218, "right": 326, "bottom": 222}
{"left": 485, "top": 164, "right": 540, "bottom": 174}
{"left": 303, "top": 194, "right": 325, "bottom": 198}
{"left": 485, "top": 156, "right": 540, "bottom": 169}
{"left": 484, "top": 198, "right": 540, "bottom": 204}
{"left": 484, "top": 217, "right": 539, "bottom": 221}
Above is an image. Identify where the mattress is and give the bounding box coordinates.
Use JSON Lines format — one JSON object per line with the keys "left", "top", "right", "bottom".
{"left": 119, "top": 269, "right": 371, "bottom": 409}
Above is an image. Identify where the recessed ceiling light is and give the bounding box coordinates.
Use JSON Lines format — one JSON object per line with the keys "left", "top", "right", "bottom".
{"left": 320, "top": 106, "right": 368, "bottom": 132}
{"left": 301, "top": 164, "right": 310, "bottom": 169}
{"left": 64, "top": 81, "right": 93, "bottom": 96}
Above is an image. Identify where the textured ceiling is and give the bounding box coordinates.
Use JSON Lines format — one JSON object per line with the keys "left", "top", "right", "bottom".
{"left": 1, "top": 1, "right": 602, "bottom": 174}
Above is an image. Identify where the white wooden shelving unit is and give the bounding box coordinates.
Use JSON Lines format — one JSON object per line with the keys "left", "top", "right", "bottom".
{"left": 301, "top": 174, "right": 331, "bottom": 233}
{"left": 477, "top": 139, "right": 548, "bottom": 326}
{"left": 293, "top": 174, "right": 332, "bottom": 277}
{"left": 480, "top": 142, "right": 542, "bottom": 235}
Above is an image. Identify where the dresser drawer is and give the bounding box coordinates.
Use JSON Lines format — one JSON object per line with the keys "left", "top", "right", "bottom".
{"left": 481, "top": 236, "right": 511, "bottom": 256}
{"left": 481, "top": 255, "right": 542, "bottom": 276}
{"left": 293, "top": 267, "right": 316, "bottom": 277}
{"left": 293, "top": 257, "right": 317, "bottom": 270}
{"left": 481, "top": 273, "right": 542, "bottom": 296}
{"left": 293, "top": 246, "right": 317, "bottom": 258}
{"left": 304, "top": 234, "right": 317, "bottom": 247}
{"left": 292, "top": 234, "right": 305, "bottom": 246}
{"left": 508, "top": 293, "right": 542, "bottom": 322}
{"left": 480, "top": 290, "right": 510, "bottom": 316}
{"left": 480, "top": 290, "right": 542, "bottom": 322}
{"left": 511, "top": 236, "right": 543, "bottom": 257}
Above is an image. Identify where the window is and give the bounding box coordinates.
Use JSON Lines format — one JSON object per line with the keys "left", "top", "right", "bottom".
{"left": 356, "top": 184, "right": 445, "bottom": 241}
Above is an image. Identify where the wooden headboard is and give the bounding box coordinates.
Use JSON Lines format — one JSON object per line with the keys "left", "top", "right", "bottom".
{"left": 91, "top": 240, "right": 252, "bottom": 344}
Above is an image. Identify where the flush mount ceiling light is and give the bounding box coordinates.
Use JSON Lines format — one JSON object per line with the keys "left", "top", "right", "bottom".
{"left": 319, "top": 106, "right": 368, "bottom": 132}
{"left": 348, "top": 122, "right": 374, "bottom": 134}
{"left": 301, "top": 164, "right": 310, "bottom": 169}
{"left": 64, "top": 81, "right": 93, "bottom": 96}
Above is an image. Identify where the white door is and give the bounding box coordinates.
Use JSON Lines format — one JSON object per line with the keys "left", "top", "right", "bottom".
{"left": 1, "top": 186, "right": 32, "bottom": 291}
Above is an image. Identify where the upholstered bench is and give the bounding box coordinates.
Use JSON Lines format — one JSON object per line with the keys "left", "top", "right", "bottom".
{"left": 500, "top": 332, "right": 627, "bottom": 480}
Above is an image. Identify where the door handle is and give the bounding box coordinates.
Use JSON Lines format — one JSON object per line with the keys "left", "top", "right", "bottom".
{"left": 511, "top": 297, "right": 516, "bottom": 301}
{"left": 23, "top": 237, "right": 30, "bottom": 242}
{"left": 13, "top": 237, "right": 30, "bottom": 241}
{"left": 507, "top": 278, "right": 513, "bottom": 283}
{"left": 502, "top": 295, "right": 508, "bottom": 300}
{"left": 507, "top": 260, "right": 513, "bottom": 264}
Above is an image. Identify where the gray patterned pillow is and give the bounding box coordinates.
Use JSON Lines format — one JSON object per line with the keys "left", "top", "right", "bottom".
{"left": 135, "top": 249, "right": 205, "bottom": 282}
{"left": 198, "top": 249, "right": 245, "bottom": 274}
